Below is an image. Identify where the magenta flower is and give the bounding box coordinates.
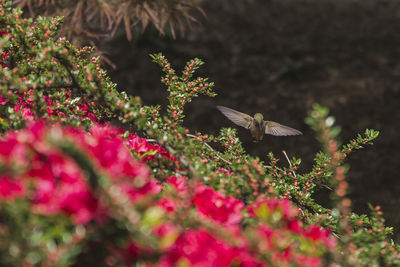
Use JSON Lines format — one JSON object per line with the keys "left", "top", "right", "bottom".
{"left": 159, "top": 229, "right": 246, "bottom": 267}
{"left": 166, "top": 176, "right": 188, "bottom": 196}
{"left": 301, "top": 225, "right": 337, "bottom": 249}
{"left": 0, "top": 95, "right": 8, "bottom": 105}
{"left": 125, "top": 132, "right": 176, "bottom": 162}
{"left": 192, "top": 184, "right": 244, "bottom": 225}
{"left": 28, "top": 152, "right": 101, "bottom": 224}
{"left": 0, "top": 175, "right": 25, "bottom": 200}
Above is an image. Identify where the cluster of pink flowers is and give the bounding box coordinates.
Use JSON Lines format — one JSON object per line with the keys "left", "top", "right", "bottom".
{"left": 1, "top": 89, "right": 97, "bottom": 122}
{"left": 0, "top": 122, "right": 161, "bottom": 224}
{"left": 158, "top": 229, "right": 261, "bottom": 267}
{"left": 0, "top": 121, "right": 337, "bottom": 266}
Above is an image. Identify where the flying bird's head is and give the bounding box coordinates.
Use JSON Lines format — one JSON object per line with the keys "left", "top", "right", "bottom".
{"left": 253, "top": 113, "right": 264, "bottom": 127}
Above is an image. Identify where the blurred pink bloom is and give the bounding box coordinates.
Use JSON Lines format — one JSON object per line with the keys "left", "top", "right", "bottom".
{"left": 159, "top": 229, "right": 257, "bottom": 267}
{"left": 193, "top": 185, "right": 244, "bottom": 225}
{"left": 29, "top": 152, "right": 100, "bottom": 224}
{"left": 0, "top": 95, "right": 8, "bottom": 105}
{"left": 0, "top": 175, "right": 25, "bottom": 199}
{"left": 301, "top": 224, "right": 337, "bottom": 249}
{"left": 166, "top": 176, "right": 188, "bottom": 196}
{"left": 158, "top": 197, "right": 178, "bottom": 214}
{"left": 126, "top": 133, "right": 176, "bottom": 162}
{"left": 121, "top": 179, "right": 162, "bottom": 203}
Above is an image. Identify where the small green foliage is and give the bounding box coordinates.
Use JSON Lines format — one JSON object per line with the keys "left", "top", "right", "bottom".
{"left": 151, "top": 53, "right": 216, "bottom": 124}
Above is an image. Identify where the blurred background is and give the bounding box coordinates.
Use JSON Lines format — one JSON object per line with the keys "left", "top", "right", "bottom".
{"left": 19, "top": 0, "right": 400, "bottom": 240}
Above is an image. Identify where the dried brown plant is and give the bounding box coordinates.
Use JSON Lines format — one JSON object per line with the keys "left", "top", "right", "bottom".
{"left": 15, "top": 0, "right": 205, "bottom": 43}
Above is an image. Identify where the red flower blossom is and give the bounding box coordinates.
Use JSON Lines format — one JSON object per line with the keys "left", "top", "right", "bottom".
{"left": 157, "top": 177, "right": 188, "bottom": 214}
{"left": 121, "top": 179, "right": 162, "bottom": 203}
{"left": 158, "top": 197, "right": 178, "bottom": 214}
{"left": 294, "top": 255, "right": 323, "bottom": 267}
{"left": 301, "top": 225, "right": 337, "bottom": 249}
{"left": 166, "top": 176, "right": 188, "bottom": 196}
{"left": 192, "top": 185, "right": 244, "bottom": 225}
{"left": 28, "top": 152, "right": 101, "bottom": 224}
{"left": 0, "top": 135, "right": 27, "bottom": 166}
{"left": 72, "top": 125, "right": 150, "bottom": 181}
{"left": 2, "top": 88, "right": 97, "bottom": 122}
{"left": 0, "top": 95, "right": 8, "bottom": 105}
{"left": 125, "top": 133, "right": 176, "bottom": 162}
{"left": 159, "top": 229, "right": 257, "bottom": 267}
{"left": 0, "top": 175, "right": 25, "bottom": 200}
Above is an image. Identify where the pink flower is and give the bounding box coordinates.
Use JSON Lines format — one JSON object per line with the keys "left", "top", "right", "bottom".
{"left": 121, "top": 179, "right": 162, "bottom": 203}
{"left": 159, "top": 229, "right": 238, "bottom": 267}
{"left": 0, "top": 95, "right": 8, "bottom": 105}
{"left": 126, "top": 133, "right": 176, "bottom": 162}
{"left": 166, "top": 176, "right": 188, "bottom": 196}
{"left": 14, "top": 102, "right": 35, "bottom": 121}
{"left": 192, "top": 185, "right": 244, "bottom": 225}
{"left": 29, "top": 152, "right": 100, "bottom": 224}
{"left": 287, "top": 219, "right": 301, "bottom": 233}
{"left": 157, "top": 177, "right": 189, "bottom": 214}
{"left": 0, "top": 175, "right": 25, "bottom": 200}
{"left": 59, "top": 188, "right": 99, "bottom": 224}
{"left": 0, "top": 133, "right": 29, "bottom": 167}
{"left": 294, "top": 255, "right": 322, "bottom": 267}
{"left": 159, "top": 229, "right": 262, "bottom": 267}
{"left": 301, "top": 225, "right": 337, "bottom": 249}
{"left": 216, "top": 168, "right": 234, "bottom": 175}
{"left": 85, "top": 125, "right": 150, "bottom": 179}
{"left": 76, "top": 100, "right": 96, "bottom": 121}
{"left": 158, "top": 197, "right": 178, "bottom": 214}
{"left": 0, "top": 31, "right": 10, "bottom": 36}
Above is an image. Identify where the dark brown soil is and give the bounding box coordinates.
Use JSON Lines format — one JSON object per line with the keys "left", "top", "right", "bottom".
{"left": 101, "top": 0, "right": 400, "bottom": 240}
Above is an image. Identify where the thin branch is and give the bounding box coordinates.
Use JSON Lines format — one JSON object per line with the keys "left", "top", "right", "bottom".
{"left": 282, "top": 150, "right": 297, "bottom": 179}
{"left": 186, "top": 133, "right": 231, "bottom": 165}
{"left": 320, "top": 183, "right": 333, "bottom": 191}
{"left": 148, "top": 136, "right": 272, "bottom": 170}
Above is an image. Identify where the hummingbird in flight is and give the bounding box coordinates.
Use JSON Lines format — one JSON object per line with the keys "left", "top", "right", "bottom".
{"left": 217, "top": 105, "right": 302, "bottom": 142}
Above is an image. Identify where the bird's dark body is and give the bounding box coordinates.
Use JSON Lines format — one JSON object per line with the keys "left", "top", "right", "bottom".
{"left": 249, "top": 120, "right": 264, "bottom": 142}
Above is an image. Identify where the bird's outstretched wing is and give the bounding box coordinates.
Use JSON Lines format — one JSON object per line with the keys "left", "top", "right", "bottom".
{"left": 217, "top": 106, "right": 253, "bottom": 129}
{"left": 265, "top": 121, "right": 302, "bottom": 136}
